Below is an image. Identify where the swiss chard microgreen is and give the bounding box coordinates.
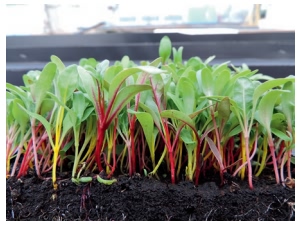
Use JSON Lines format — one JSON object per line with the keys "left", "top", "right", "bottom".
{"left": 6, "top": 36, "right": 295, "bottom": 191}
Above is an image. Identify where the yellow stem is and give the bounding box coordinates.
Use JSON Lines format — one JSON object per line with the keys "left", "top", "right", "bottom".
{"left": 52, "top": 105, "right": 65, "bottom": 190}
{"left": 239, "top": 133, "right": 246, "bottom": 180}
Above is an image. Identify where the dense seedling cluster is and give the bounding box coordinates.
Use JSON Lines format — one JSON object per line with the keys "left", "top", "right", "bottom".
{"left": 6, "top": 36, "right": 295, "bottom": 190}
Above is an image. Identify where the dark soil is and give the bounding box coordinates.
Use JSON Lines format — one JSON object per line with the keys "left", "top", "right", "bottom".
{"left": 6, "top": 170, "right": 295, "bottom": 221}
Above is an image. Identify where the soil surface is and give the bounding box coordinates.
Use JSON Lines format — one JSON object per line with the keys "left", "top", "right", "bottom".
{"left": 6, "top": 170, "right": 295, "bottom": 221}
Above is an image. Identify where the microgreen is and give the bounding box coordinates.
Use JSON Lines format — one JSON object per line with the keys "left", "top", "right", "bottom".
{"left": 6, "top": 36, "right": 295, "bottom": 191}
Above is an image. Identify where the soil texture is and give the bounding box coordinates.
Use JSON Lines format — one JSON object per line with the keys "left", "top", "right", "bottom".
{"left": 6, "top": 170, "right": 295, "bottom": 221}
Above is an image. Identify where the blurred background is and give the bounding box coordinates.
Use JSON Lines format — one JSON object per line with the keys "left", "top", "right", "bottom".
{"left": 5, "top": 3, "right": 295, "bottom": 35}
{"left": 6, "top": 4, "right": 295, "bottom": 86}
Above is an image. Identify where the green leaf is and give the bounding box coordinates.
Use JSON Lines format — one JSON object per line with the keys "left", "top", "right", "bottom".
{"left": 109, "top": 85, "right": 151, "bottom": 121}
{"left": 139, "top": 101, "right": 161, "bottom": 131}
{"left": 79, "top": 177, "right": 93, "bottom": 183}
{"left": 61, "top": 111, "right": 75, "bottom": 139}
{"left": 214, "top": 70, "right": 231, "bottom": 95}
{"left": 108, "top": 68, "right": 141, "bottom": 100}
{"left": 6, "top": 83, "right": 27, "bottom": 99}
{"left": 12, "top": 99, "right": 29, "bottom": 132}
{"left": 228, "top": 125, "right": 242, "bottom": 137}
{"left": 57, "top": 65, "right": 79, "bottom": 102}
{"left": 137, "top": 65, "right": 166, "bottom": 75}
{"left": 205, "top": 137, "right": 224, "bottom": 170}
{"left": 18, "top": 104, "right": 54, "bottom": 147}
{"left": 160, "top": 109, "right": 195, "bottom": 129}
{"left": 121, "top": 56, "right": 130, "bottom": 68}
{"left": 82, "top": 106, "right": 95, "bottom": 122}
{"left": 109, "top": 66, "right": 164, "bottom": 100}
{"left": 149, "top": 57, "right": 162, "bottom": 67}
{"left": 280, "top": 81, "right": 295, "bottom": 124}
{"left": 271, "top": 128, "right": 291, "bottom": 141}
{"left": 77, "top": 66, "right": 97, "bottom": 105}
{"left": 256, "top": 90, "right": 286, "bottom": 131}
{"left": 217, "top": 97, "right": 231, "bottom": 122}
{"left": 252, "top": 77, "right": 295, "bottom": 112}
{"left": 167, "top": 93, "right": 183, "bottom": 112}
{"left": 127, "top": 110, "right": 154, "bottom": 154}
{"left": 33, "top": 62, "right": 57, "bottom": 112}
{"left": 51, "top": 55, "right": 65, "bottom": 72}
{"left": 232, "top": 77, "right": 254, "bottom": 114}
{"left": 173, "top": 46, "right": 184, "bottom": 64}
{"left": 180, "top": 128, "right": 196, "bottom": 152}
{"left": 103, "top": 65, "right": 123, "bottom": 85}
{"left": 197, "top": 67, "right": 213, "bottom": 96}
{"left": 40, "top": 98, "right": 55, "bottom": 116}
{"left": 97, "top": 175, "right": 117, "bottom": 185}
{"left": 96, "top": 59, "right": 110, "bottom": 76}
{"left": 204, "top": 55, "right": 216, "bottom": 65}
{"left": 176, "top": 77, "right": 195, "bottom": 115}
{"left": 271, "top": 113, "right": 287, "bottom": 132}
{"left": 72, "top": 91, "right": 87, "bottom": 122}
{"left": 159, "top": 36, "right": 172, "bottom": 64}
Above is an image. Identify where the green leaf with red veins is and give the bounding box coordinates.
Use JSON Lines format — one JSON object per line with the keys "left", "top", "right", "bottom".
{"left": 108, "top": 84, "right": 151, "bottom": 123}
{"left": 108, "top": 66, "right": 165, "bottom": 100}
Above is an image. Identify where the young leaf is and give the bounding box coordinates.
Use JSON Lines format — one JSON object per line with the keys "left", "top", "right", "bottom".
{"left": 159, "top": 36, "right": 172, "bottom": 64}
{"left": 255, "top": 90, "right": 287, "bottom": 131}
{"left": 176, "top": 77, "right": 195, "bottom": 115}
{"left": 217, "top": 97, "right": 231, "bottom": 122}
{"left": 197, "top": 67, "right": 213, "bottom": 96}
{"left": 97, "top": 175, "right": 117, "bottom": 185}
{"left": 280, "top": 81, "right": 295, "bottom": 125}
{"left": 108, "top": 85, "right": 151, "bottom": 121}
{"left": 17, "top": 104, "right": 54, "bottom": 148}
{"left": 252, "top": 77, "right": 295, "bottom": 112}
{"left": 51, "top": 55, "right": 65, "bottom": 72}
{"left": 33, "top": 62, "right": 57, "bottom": 112}
{"left": 77, "top": 66, "right": 97, "bottom": 105}
{"left": 204, "top": 55, "right": 216, "bottom": 65}
{"left": 232, "top": 77, "right": 255, "bottom": 114}
{"left": 205, "top": 137, "right": 224, "bottom": 170}
{"left": 12, "top": 99, "right": 29, "bottom": 132}
{"left": 160, "top": 110, "right": 195, "bottom": 129}
{"left": 57, "top": 65, "right": 79, "bottom": 102}
{"left": 271, "top": 128, "right": 291, "bottom": 142}
{"left": 127, "top": 110, "right": 154, "bottom": 154}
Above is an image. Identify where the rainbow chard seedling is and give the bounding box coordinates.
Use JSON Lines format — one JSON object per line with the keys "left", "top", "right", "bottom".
{"left": 5, "top": 35, "right": 295, "bottom": 192}
{"left": 78, "top": 63, "right": 164, "bottom": 175}
{"left": 279, "top": 81, "right": 295, "bottom": 183}
{"left": 159, "top": 35, "right": 172, "bottom": 65}
{"left": 7, "top": 62, "right": 57, "bottom": 179}
{"left": 6, "top": 91, "right": 30, "bottom": 177}
{"left": 229, "top": 77, "right": 259, "bottom": 189}
{"left": 250, "top": 77, "right": 295, "bottom": 185}
{"left": 254, "top": 90, "right": 291, "bottom": 185}
{"left": 196, "top": 64, "right": 232, "bottom": 184}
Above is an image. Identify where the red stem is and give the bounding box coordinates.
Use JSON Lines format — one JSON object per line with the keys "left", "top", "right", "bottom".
{"left": 268, "top": 136, "right": 280, "bottom": 184}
